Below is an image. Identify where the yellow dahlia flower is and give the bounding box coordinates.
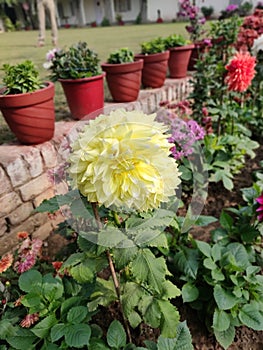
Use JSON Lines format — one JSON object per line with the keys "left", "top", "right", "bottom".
{"left": 68, "top": 109, "right": 181, "bottom": 212}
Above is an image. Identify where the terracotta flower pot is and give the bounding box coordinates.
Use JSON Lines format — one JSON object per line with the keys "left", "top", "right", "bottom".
{"left": 135, "top": 51, "right": 170, "bottom": 88}
{"left": 168, "top": 44, "right": 195, "bottom": 78}
{"left": 0, "top": 82, "right": 55, "bottom": 145}
{"left": 59, "top": 73, "right": 105, "bottom": 120}
{"left": 101, "top": 60, "right": 143, "bottom": 102}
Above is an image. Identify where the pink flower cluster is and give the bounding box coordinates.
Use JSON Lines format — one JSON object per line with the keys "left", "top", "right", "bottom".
{"left": 157, "top": 101, "right": 205, "bottom": 160}
{"left": 13, "top": 233, "right": 43, "bottom": 274}
{"left": 177, "top": 0, "right": 206, "bottom": 42}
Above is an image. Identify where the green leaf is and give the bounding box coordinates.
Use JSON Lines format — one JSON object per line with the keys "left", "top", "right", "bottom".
{"left": 50, "top": 323, "right": 67, "bottom": 342}
{"left": 182, "top": 283, "right": 199, "bottom": 303}
{"left": 219, "top": 211, "right": 233, "bottom": 230}
{"left": 144, "top": 340, "right": 157, "bottom": 350}
{"left": 67, "top": 306, "right": 88, "bottom": 324}
{"left": 173, "top": 247, "right": 199, "bottom": 279}
{"left": 239, "top": 304, "right": 263, "bottom": 330}
{"left": 31, "top": 315, "right": 57, "bottom": 338}
{"left": 42, "top": 274, "right": 64, "bottom": 302}
{"left": 139, "top": 296, "right": 161, "bottom": 328}
{"left": 222, "top": 175, "right": 234, "bottom": 191}
{"left": 61, "top": 296, "right": 82, "bottom": 317}
{"left": 213, "top": 308, "right": 230, "bottom": 332}
{"left": 122, "top": 282, "right": 144, "bottom": 327}
{"left": 0, "top": 320, "right": 16, "bottom": 338}
{"left": 112, "top": 246, "right": 138, "bottom": 269}
{"left": 173, "top": 321, "right": 194, "bottom": 350}
{"left": 157, "top": 300, "right": 180, "bottom": 338}
{"left": 131, "top": 249, "right": 170, "bottom": 294}
{"left": 214, "top": 285, "right": 238, "bottom": 310}
{"left": 70, "top": 260, "right": 95, "bottom": 283}
{"left": 89, "top": 338, "right": 110, "bottom": 350}
{"left": 18, "top": 270, "right": 42, "bottom": 293}
{"left": 88, "top": 278, "right": 117, "bottom": 312}
{"left": 211, "top": 268, "right": 225, "bottom": 281}
{"left": 64, "top": 324, "right": 91, "bottom": 347}
{"left": 194, "top": 215, "right": 217, "bottom": 227}
{"left": 107, "top": 320, "right": 126, "bottom": 348}
{"left": 214, "top": 324, "right": 235, "bottom": 350}
{"left": 203, "top": 257, "right": 217, "bottom": 270}
{"left": 196, "top": 240, "right": 211, "bottom": 258}
{"left": 98, "top": 227, "right": 128, "bottom": 248}
{"left": 226, "top": 243, "right": 250, "bottom": 269}
{"left": 6, "top": 328, "right": 36, "bottom": 350}
{"left": 162, "top": 280, "right": 181, "bottom": 299}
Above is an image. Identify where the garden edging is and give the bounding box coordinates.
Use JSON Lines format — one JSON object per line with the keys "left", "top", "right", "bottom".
{"left": 0, "top": 77, "right": 192, "bottom": 255}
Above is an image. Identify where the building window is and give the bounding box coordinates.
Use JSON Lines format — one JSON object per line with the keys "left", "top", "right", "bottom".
{"left": 114, "top": 0, "right": 131, "bottom": 12}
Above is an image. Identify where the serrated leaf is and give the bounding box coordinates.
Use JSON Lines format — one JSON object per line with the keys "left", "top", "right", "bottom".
{"left": 214, "top": 285, "right": 238, "bottom": 310}
{"left": 67, "top": 306, "right": 88, "bottom": 324}
{"left": 239, "top": 304, "right": 263, "bottom": 330}
{"left": 162, "top": 280, "right": 181, "bottom": 299}
{"left": 173, "top": 247, "right": 199, "bottom": 279}
{"left": 88, "top": 278, "right": 117, "bottom": 312}
{"left": 131, "top": 249, "right": 170, "bottom": 293}
{"left": 61, "top": 296, "right": 82, "bottom": 317}
{"left": 128, "top": 310, "right": 142, "bottom": 328}
{"left": 122, "top": 282, "right": 144, "bottom": 326}
{"left": 139, "top": 296, "right": 161, "bottom": 329}
{"left": 213, "top": 308, "right": 230, "bottom": 332}
{"left": 98, "top": 227, "right": 128, "bottom": 248}
{"left": 173, "top": 321, "right": 194, "bottom": 350}
{"left": 157, "top": 300, "right": 180, "bottom": 338}
{"left": 50, "top": 323, "right": 67, "bottom": 342}
{"left": 70, "top": 198, "right": 93, "bottom": 219}
{"left": 70, "top": 260, "right": 95, "bottom": 283}
{"left": 214, "top": 324, "right": 235, "bottom": 350}
{"left": 6, "top": 328, "right": 36, "bottom": 350}
{"left": 31, "top": 315, "right": 57, "bottom": 338}
{"left": 182, "top": 283, "right": 199, "bottom": 303}
{"left": 64, "top": 324, "right": 91, "bottom": 347}
{"left": 144, "top": 340, "right": 157, "bottom": 350}
{"left": 18, "top": 270, "right": 42, "bottom": 293}
{"left": 112, "top": 246, "right": 138, "bottom": 269}
{"left": 107, "top": 320, "right": 126, "bottom": 348}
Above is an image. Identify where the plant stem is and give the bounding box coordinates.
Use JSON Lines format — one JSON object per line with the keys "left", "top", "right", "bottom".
{"left": 91, "top": 202, "right": 132, "bottom": 343}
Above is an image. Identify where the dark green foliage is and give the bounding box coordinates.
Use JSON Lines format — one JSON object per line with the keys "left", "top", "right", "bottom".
{"left": 1, "top": 60, "right": 43, "bottom": 95}
{"left": 107, "top": 48, "right": 134, "bottom": 64}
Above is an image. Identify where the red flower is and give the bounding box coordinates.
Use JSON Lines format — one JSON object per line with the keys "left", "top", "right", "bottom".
{"left": 17, "top": 231, "right": 29, "bottom": 240}
{"left": 0, "top": 253, "right": 13, "bottom": 273}
{"left": 256, "top": 193, "right": 263, "bottom": 222}
{"left": 225, "top": 52, "right": 256, "bottom": 92}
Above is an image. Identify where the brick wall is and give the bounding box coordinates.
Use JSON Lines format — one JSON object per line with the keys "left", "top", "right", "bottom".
{"left": 0, "top": 77, "right": 192, "bottom": 255}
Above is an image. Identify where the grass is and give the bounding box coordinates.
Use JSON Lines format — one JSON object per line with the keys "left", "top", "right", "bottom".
{"left": 0, "top": 21, "right": 191, "bottom": 144}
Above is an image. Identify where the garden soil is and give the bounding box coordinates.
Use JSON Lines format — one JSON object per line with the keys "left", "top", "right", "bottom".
{"left": 44, "top": 141, "right": 263, "bottom": 350}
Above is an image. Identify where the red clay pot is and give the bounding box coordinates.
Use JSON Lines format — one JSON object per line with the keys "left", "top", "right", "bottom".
{"left": 101, "top": 60, "right": 143, "bottom": 102}
{"left": 59, "top": 74, "right": 105, "bottom": 120}
{"left": 168, "top": 44, "right": 195, "bottom": 78}
{"left": 0, "top": 82, "right": 55, "bottom": 145}
{"left": 135, "top": 51, "right": 170, "bottom": 88}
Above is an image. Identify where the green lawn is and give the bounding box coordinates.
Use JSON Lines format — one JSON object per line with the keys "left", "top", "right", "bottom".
{"left": 0, "top": 22, "right": 191, "bottom": 143}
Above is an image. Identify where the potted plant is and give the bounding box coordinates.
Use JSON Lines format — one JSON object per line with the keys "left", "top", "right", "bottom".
{"left": 201, "top": 6, "right": 214, "bottom": 20}
{"left": 0, "top": 60, "right": 55, "bottom": 145}
{"left": 134, "top": 37, "right": 170, "bottom": 88}
{"left": 101, "top": 48, "right": 143, "bottom": 102}
{"left": 164, "top": 34, "right": 194, "bottom": 78}
{"left": 45, "top": 41, "right": 105, "bottom": 120}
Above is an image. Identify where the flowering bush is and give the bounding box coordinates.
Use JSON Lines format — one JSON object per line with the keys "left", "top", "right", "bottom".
{"left": 156, "top": 100, "right": 205, "bottom": 160}
{"left": 177, "top": 0, "right": 206, "bottom": 42}
{"left": 43, "top": 41, "right": 102, "bottom": 81}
